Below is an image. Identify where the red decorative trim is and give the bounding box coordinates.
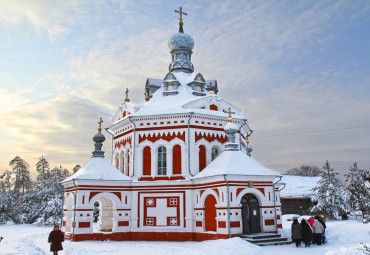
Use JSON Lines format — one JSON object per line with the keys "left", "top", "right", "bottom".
{"left": 277, "top": 224, "right": 282, "bottom": 228}
{"left": 195, "top": 132, "right": 227, "bottom": 143}
{"left": 62, "top": 221, "right": 66, "bottom": 226}
{"left": 138, "top": 176, "right": 185, "bottom": 181}
{"left": 277, "top": 215, "right": 281, "bottom": 220}
{"left": 114, "top": 130, "right": 133, "bottom": 140}
{"left": 257, "top": 188, "right": 265, "bottom": 195}
{"left": 68, "top": 232, "right": 241, "bottom": 242}
{"left": 218, "top": 221, "right": 226, "bottom": 228}
{"left": 118, "top": 221, "right": 129, "bottom": 227}
{"left": 139, "top": 132, "right": 185, "bottom": 144}
{"left": 230, "top": 221, "right": 240, "bottom": 228}
{"left": 210, "top": 104, "right": 218, "bottom": 111}
{"left": 196, "top": 221, "right": 202, "bottom": 227}
{"left": 78, "top": 222, "right": 90, "bottom": 228}
{"left": 265, "top": 219, "right": 275, "bottom": 226}
{"left": 89, "top": 192, "right": 101, "bottom": 201}
{"left": 115, "top": 139, "right": 132, "bottom": 148}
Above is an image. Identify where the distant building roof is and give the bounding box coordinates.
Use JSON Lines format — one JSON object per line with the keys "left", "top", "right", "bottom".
{"left": 280, "top": 174, "right": 321, "bottom": 198}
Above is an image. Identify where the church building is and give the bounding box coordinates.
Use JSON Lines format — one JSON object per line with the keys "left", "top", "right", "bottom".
{"left": 61, "top": 8, "right": 283, "bottom": 241}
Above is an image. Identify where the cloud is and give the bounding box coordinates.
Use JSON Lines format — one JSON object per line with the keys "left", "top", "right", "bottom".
{"left": 0, "top": 0, "right": 88, "bottom": 40}
{"left": 1, "top": 0, "right": 370, "bottom": 177}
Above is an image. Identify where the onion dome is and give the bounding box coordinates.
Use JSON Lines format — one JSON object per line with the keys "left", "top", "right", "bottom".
{"left": 168, "top": 33, "right": 194, "bottom": 52}
{"left": 92, "top": 118, "right": 105, "bottom": 158}
{"left": 168, "top": 7, "right": 194, "bottom": 73}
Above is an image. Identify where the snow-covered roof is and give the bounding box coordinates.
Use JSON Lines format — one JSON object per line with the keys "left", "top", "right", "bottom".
{"left": 192, "top": 150, "right": 280, "bottom": 179}
{"left": 280, "top": 174, "right": 321, "bottom": 198}
{"left": 63, "top": 157, "right": 131, "bottom": 182}
{"left": 130, "top": 72, "right": 245, "bottom": 119}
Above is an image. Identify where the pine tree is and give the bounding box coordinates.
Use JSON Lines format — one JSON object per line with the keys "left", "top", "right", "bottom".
{"left": 9, "top": 156, "right": 31, "bottom": 196}
{"left": 73, "top": 164, "right": 81, "bottom": 173}
{"left": 35, "top": 156, "right": 50, "bottom": 188}
{"left": 345, "top": 162, "right": 370, "bottom": 219}
{"left": 311, "top": 160, "right": 350, "bottom": 219}
{"left": 0, "top": 170, "right": 12, "bottom": 192}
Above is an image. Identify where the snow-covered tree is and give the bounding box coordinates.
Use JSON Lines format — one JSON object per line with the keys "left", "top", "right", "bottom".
{"left": 35, "top": 156, "right": 51, "bottom": 188}
{"left": 345, "top": 162, "right": 370, "bottom": 218}
{"left": 73, "top": 164, "right": 81, "bottom": 173}
{"left": 311, "top": 160, "right": 350, "bottom": 219}
{"left": 9, "top": 156, "right": 31, "bottom": 196}
{"left": 0, "top": 170, "right": 12, "bottom": 192}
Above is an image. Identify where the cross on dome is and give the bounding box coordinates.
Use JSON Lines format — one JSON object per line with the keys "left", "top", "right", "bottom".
{"left": 174, "top": 7, "right": 187, "bottom": 23}
{"left": 226, "top": 107, "right": 235, "bottom": 122}
{"left": 98, "top": 117, "right": 103, "bottom": 132}
{"left": 174, "top": 7, "right": 187, "bottom": 33}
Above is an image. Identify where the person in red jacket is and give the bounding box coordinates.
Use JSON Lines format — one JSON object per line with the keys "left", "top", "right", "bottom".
{"left": 48, "top": 224, "right": 64, "bottom": 255}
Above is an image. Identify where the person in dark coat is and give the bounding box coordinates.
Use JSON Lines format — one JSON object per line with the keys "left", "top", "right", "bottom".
{"left": 291, "top": 218, "right": 302, "bottom": 247}
{"left": 48, "top": 224, "right": 64, "bottom": 255}
{"left": 301, "top": 219, "right": 313, "bottom": 247}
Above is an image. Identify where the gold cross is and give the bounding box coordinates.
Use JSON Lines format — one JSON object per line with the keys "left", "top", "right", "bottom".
{"left": 175, "top": 7, "right": 187, "bottom": 23}
{"left": 246, "top": 132, "right": 251, "bottom": 145}
{"left": 226, "top": 107, "right": 235, "bottom": 119}
{"left": 98, "top": 117, "right": 103, "bottom": 132}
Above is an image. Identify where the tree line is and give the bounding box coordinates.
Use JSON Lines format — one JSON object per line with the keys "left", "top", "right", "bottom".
{"left": 0, "top": 156, "right": 81, "bottom": 224}
{"left": 286, "top": 162, "right": 370, "bottom": 219}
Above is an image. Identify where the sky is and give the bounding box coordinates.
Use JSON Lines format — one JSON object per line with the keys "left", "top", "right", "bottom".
{"left": 1, "top": 0, "right": 370, "bottom": 178}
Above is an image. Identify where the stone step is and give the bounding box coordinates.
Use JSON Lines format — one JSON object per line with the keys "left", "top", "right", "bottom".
{"left": 242, "top": 237, "right": 288, "bottom": 244}
{"left": 256, "top": 240, "right": 293, "bottom": 246}
{"left": 240, "top": 233, "right": 292, "bottom": 246}
{"left": 240, "top": 233, "right": 281, "bottom": 239}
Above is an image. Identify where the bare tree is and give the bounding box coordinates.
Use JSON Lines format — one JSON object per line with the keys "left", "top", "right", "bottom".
{"left": 285, "top": 165, "right": 320, "bottom": 176}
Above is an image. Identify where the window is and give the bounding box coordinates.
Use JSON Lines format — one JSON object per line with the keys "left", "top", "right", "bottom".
{"left": 158, "top": 146, "right": 167, "bottom": 175}
{"left": 211, "top": 147, "right": 219, "bottom": 161}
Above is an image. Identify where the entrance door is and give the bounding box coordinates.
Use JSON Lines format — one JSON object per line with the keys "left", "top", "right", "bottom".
{"left": 241, "top": 194, "right": 261, "bottom": 234}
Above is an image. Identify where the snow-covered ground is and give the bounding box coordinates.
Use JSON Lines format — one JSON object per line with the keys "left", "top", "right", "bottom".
{"left": 0, "top": 216, "right": 369, "bottom": 255}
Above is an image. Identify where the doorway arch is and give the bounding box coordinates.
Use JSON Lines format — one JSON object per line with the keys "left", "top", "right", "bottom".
{"left": 241, "top": 194, "right": 261, "bottom": 234}
{"left": 95, "top": 197, "right": 115, "bottom": 232}
{"left": 204, "top": 195, "right": 217, "bottom": 231}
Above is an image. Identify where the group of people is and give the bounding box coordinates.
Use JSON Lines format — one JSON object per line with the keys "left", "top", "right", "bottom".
{"left": 291, "top": 215, "right": 327, "bottom": 247}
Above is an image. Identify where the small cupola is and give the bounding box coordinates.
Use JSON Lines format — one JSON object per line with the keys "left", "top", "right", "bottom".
{"left": 162, "top": 72, "right": 180, "bottom": 96}
{"left": 188, "top": 73, "right": 206, "bottom": 96}
{"left": 168, "top": 7, "right": 195, "bottom": 73}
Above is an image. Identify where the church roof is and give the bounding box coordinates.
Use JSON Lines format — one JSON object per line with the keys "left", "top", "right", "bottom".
{"left": 131, "top": 72, "right": 245, "bottom": 119}
{"left": 63, "top": 157, "right": 131, "bottom": 182}
{"left": 192, "top": 150, "right": 280, "bottom": 179}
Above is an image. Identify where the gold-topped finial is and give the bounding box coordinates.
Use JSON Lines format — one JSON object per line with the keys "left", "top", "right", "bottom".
{"left": 246, "top": 132, "right": 251, "bottom": 145}
{"left": 124, "top": 88, "right": 130, "bottom": 102}
{"left": 175, "top": 7, "right": 187, "bottom": 24}
{"left": 226, "top": 107, "right": 235, "bottom": 122}
{"left": 98, "top": 117, "right": 103, "bottom": 132}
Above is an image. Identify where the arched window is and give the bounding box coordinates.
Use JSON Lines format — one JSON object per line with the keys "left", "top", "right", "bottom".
{"left": 119, "top": 151, "right": 124, "bottom": 173}
{"left": 199, "top": 145, "right": 206, "bottom": 172}
{"left": 157, "top": 146, "right": 167, "bottom": 175}
{"left": 173, "top": 145, "right": 182, "bottom": 175}
{"left": 204, "top": 195, "right": 217, "bottom": 231}
{"left": 211, "top": 147, "right": 219, "bottom": 161}
{"left": 143, "top": 146, "right": 151, "bottom": 176}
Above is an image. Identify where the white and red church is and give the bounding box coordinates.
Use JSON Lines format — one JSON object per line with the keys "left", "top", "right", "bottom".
{"left": 61, "top": 8, "right": 283, "bottom": 241}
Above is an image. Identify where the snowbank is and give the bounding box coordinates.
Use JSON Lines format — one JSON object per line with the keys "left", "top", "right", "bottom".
{"left": 0, "top": 218, "right": 369, "bottom": 255}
